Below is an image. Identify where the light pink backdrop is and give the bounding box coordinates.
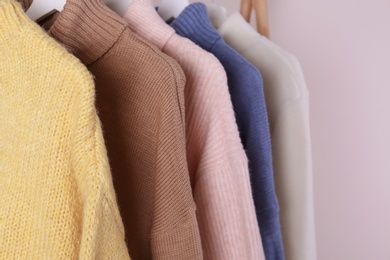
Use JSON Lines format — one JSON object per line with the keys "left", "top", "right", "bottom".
{"left": 196, "top": 0, "right": 390, "bottom": 259}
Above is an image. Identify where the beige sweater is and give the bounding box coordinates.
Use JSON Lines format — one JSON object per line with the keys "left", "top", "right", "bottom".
{"left": 47, "top": 0, "right": 203, "bottom": 259}
{"left": 124, "top": 1, "right": 264, "bottom": 259}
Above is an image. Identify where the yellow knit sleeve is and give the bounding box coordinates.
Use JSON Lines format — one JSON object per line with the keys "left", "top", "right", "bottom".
{"left": 0, "top": 1, "right": 130, "bottom": 258}
{"left": 70, "top": 73, "right": 131, "bottom": 259}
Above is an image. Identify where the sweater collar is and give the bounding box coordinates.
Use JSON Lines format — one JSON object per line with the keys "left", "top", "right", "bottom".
{"left": 49, "top": 0, "right": 127, "bottom": 65}
{"left": 217, "top": 12, "right": 264, "bottom": 54}
{"left": 123, "top": 0, "right": 175, "bottom": 51}
{"left": 170, "top": 3, "right": 221, "bottom": 51}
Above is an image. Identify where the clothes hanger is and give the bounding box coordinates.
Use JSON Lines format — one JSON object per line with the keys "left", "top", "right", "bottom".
{"left": 26, "top": 0, "right": 65, "bottom": 21}
{"left": 157, "top": 0, "right": 189, "bottom": 22}
{"left": 104, "top": 0, "right": 133, "bottom": 16}
{"left": 25, "top": 0, "right": 134, "bottom": 21}
{"left": 240, "top": 0, "right": 252, "bottom": 22}
{"left": 253, "top": 0, "right": 270, "bottom": 38}
{"left": 206, "top": 1, "right": 228, "bottom": 29}
{"left": 240, "top": 0, "right": 270, "bottom": 38}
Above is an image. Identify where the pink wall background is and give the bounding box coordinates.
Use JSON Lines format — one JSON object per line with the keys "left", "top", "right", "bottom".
{"left": 198, "top": 0, "right": 390, "bottom": 259}
{"left": 267, "top": 1, "right": 390, "bottom": 259}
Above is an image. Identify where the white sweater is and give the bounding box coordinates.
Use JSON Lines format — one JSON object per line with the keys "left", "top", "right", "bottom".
{"left": 218, "top": 13, "right": 317, "bottom": 260}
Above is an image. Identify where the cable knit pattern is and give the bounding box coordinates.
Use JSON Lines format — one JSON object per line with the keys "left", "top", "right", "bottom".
{"left": 0, "top": 1, "right": 130, "bottom": 259}
{"left": 124, "top": 1, "right": 264, "bottom": 259}
{"left": 47, "top": 0, "right": 202, "bottom": 259}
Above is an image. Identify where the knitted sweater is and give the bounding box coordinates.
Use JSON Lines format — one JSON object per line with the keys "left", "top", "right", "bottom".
{"left": 171, "top": 3, "right": 284, "bottom": 259}
{"left": 218, "top": 13, "right": 316, "bottom": 260}
{"left": 124, "top": 0, "right": 264, "bottom": 259}
{"left": 47, "top": 0, "right": 202, "bottom": 259}
{"left": 0, "top": 0, "right": 129, "bottom": 258}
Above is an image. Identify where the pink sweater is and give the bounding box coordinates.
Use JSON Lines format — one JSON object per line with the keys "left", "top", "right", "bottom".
{"left": 124, "top": 1, "right": 264, "bottom": 259}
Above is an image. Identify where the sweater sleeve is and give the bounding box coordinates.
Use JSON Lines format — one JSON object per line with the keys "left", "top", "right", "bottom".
{"left": 71, "top": 76, "right": 130, "bottom": 260}
{"left": 149, "top": 60, "right": 203, "bottom": 260}
{"left": 194, "top": 160, "right": 265, "bottom": 260}
{"left": 190, "top": 61, "right": 265, "bottom": 260}
{"left": 272, "top": 96, "right": 317, "bottom": 260}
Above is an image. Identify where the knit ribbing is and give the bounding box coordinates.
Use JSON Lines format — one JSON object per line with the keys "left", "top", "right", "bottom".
{"left": 124, "top": 1, "right": 265, "bottom": 259}
{"left": 171, "top": 4, "right": 285, "bottom": 259}
{"left": 48, "top": 0, "right": 203, "bottom": 259}
{"left": 218, "top": 13, "right": 316, "bottom": 260}
{"left": 124, "top": 0, "right": 175, "bottom": 50}
{"left": 170, "top": 3, "right": 220, "bottom": 50}
{"left": 0, "top": 0, "right": 130, "bottom": 258}
{"left": 49, "top": 0, "right": 126, "bottom": 65}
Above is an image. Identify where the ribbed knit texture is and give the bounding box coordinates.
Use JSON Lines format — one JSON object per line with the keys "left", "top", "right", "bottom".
{"left": 0, "top": 1, "right": 130, "bottom": 259}
{"left": 218, "top": 13, "right": 316, "bottom": 260}
{"left": 124, "top": 1, "right": 264, "bottom": 259}
{"left": 171, "top": 3, "right": 284, "bottom": 259}
{"left": 48, "top": 0, "right": 203, "bottom": 259}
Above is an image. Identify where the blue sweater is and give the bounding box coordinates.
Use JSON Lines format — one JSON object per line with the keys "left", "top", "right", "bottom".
{"left": 171, "top": 4, "right": 285, "bottom": 259}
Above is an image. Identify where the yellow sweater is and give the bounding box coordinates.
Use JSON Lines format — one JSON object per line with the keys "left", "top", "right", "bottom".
{"left": 0, "top": 1, "right": 130, "bottom": 258}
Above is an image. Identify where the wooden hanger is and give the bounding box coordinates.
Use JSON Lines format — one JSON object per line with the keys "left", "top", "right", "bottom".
{"left": 240, "top": 0, "right": 270, "bottom": 38}
{"left": 240, "top": 0, "right": 252, "bottom": 22}
{"left": 24, "top": 0, "right": 135, "bottom": 21}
